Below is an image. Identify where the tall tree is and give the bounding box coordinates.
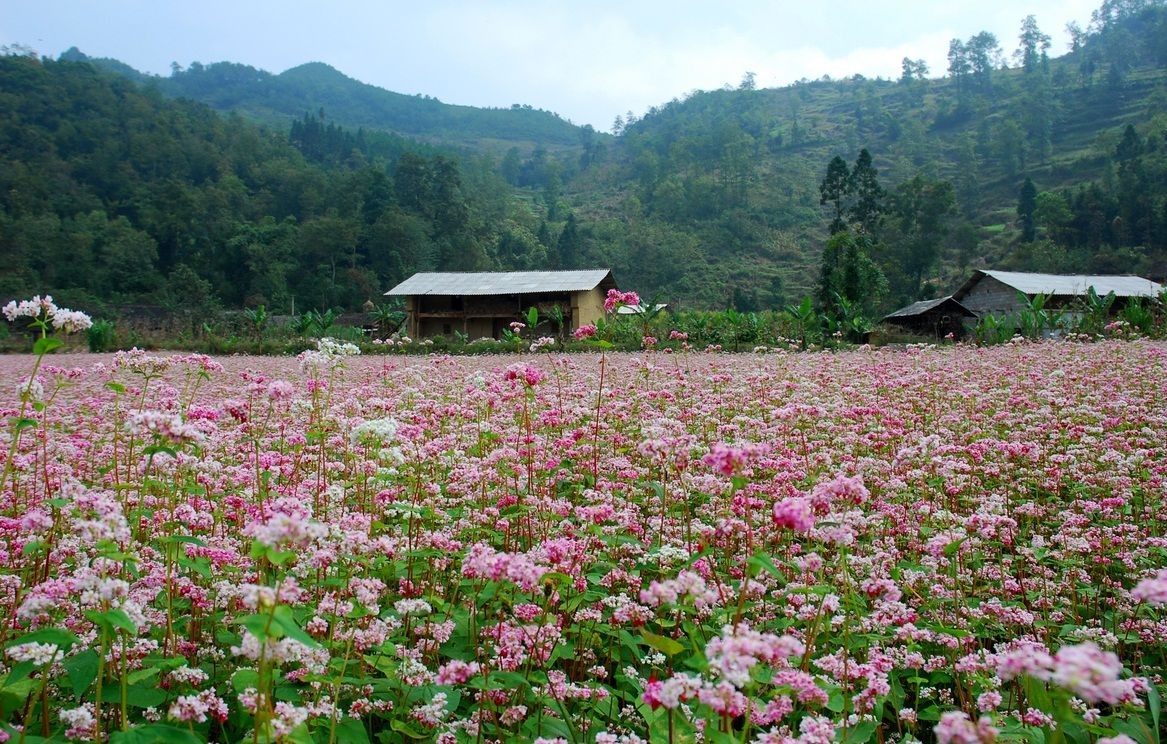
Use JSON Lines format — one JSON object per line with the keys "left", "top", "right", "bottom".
{"left": 884, "top": 176, "right": 956, "bottom": 300}
{"left": 966, "top": 32, "right": 1002, "bottom": 91}
{"left": 848, "top": 149, "right": 885, "bottom": 235}
{"left": 819, "top": 155, "right": 852, "bottom": 235}
{"left": 818, "top": 231, "right": 887, "bottom": 318}
{"left": 556, "top": 213, "right": 581, "bottom": 270}
{"left": 947, "top": 39, "right": 971, "bottom": 100}
{"left": 1015, "top": 15, "right": 1052, "bottom": 73}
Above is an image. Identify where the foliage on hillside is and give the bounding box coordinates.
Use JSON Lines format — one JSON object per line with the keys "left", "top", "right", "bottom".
{"left": 61, "top": 49, "right": 584, "bottom": 149}
{"left": 569, "top": 0, "right": 1167, "bottom": 310}
{"left": 0, "top": 55, "right": 579, "bottom": 317}
{"left": 3, "top": 0, "right": 1167, "bottom": 320}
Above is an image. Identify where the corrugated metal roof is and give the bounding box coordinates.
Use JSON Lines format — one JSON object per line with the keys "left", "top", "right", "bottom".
{"left": 955, "top": 270, "right": 1163, "bottom": 299}
{"left": 385, "top": 270, "right": 616, "bottom": 296}
{"left": 884, "top": 296, "right": 974, "bottom": 319}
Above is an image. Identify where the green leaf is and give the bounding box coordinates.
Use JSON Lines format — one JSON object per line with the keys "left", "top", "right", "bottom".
{"left": 1112, "top": 715, "right": 1158, "bottom": 744}
{"left": 2, "top": 662, "right": 37, "bottom": 689}
{"left": 487, "top": 671, "right": 531, "bottom": 691}
{"left": 5, "top": 627, "right": 79, "bottom": 652}
{"left": 266, "top": 545, "right": 297, "bottom": 566}
{"left": 272, "top": 605, "right": 321, "bottom": 648}
{"left": 843, "top": 720, "right": 877, "bottom": 743}
{"left": 232, "top": 668, "right": 259, "bottom": 692}
{"left": 105, "top": 381, "right": 126, "bottom": 394}
{"left": 746, "top": 551, "right": 786, "bottom": 582}
{"left": 390, "top": 719, "right": 430, "bottom": 739}
{"left": 916, "top": 705, "right": 942, "bottom": 721}
{"left": 278, "top": 722, "right": 313, "bottom": 744}
{"left": 640, "top": 629, "right": 684, "bottom": 657}
{"left": 110, "top": 724, "right": 204, "bottom": 744}
{"left": 127, "top": 666, "right": 160, "bottom": 685}
{"left": 1149, "top": 685, "right": 1161, "bottom": 744}
{"left": 100, "top": 684, "right": 166, "bottom": 708}
{"left": 240, "top": 613, "right": 277, "bottom": 642}
{"left": 826, "top": 688, "right": 845, "bottom": 713}
{"left": 63, "top": 649, "right": 100, "bottom": 699}
{"left": 32, "top": 336, "right": 63, "bottom": 355}
{"left": 943, "top": 537, "right": 967, "bottom": 556}
{"left": 85, "top": 608, "right": 138, "bottom": 635}
{"left": 176, "top": 556, "right": 212, "bottom": 579}
{"left": 159, "top": 535, "right": 207, "bottom": 547}
{"left": 331, "top": 718, "right": 371, "bottom": 744}
{"left": 1022, "top": 674, "right": 1053, "bottom": 712}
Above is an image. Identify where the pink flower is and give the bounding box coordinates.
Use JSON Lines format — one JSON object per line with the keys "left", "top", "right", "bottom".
{"left": 1132, "top": 568, "right": 1167, "bottom": 605}
{"left": 702, "top": 442, "right": 761, "bottom": 476}
{"left": 603, "top": 289, "right": 641, "bottom": 313}
{"left": 504, "top": 362, "right": 547, "bottom": 387}
{"left": 933, "top": 711, "right": 998, "bottom": 743}
{"left": 1051, "top": 642, "right": 1139, "bottom": 705}
{"left": 642, "top": 677, "right": 664, "bottom": 709}
{"left": 435, "top": 659, "right": 480, "bottom": 685}
{"left": 772, "top": 497, "right": 815, "bottom": 532}
{"left": 573, "top": 324, "right": 597, "bottom": 340}
{"left": 811, "top": 473, "right": 869, "bottom": 506}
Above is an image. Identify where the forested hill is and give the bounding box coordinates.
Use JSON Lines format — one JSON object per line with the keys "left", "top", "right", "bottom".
{"left": 0, "top": 54, "right": 556, "bottom": 316}
{"left": 59, "top": 49, "right": 585, "bottom": 150}
{"left": 3, "top": 0, "right": 1166, "bottom": 320}
{"left": 566, "top": 1, "right": 1167, "bottom": 310}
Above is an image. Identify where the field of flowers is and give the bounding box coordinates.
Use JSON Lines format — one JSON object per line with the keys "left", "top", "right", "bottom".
{"left": 1, "top": 334, "right": 1165, "bottom": 743}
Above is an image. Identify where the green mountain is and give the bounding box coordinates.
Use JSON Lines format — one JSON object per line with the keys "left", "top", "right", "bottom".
{"left": 60, "top": 49, "right": 585, "bottom": 151}
{"left": 563, "top": 2, "right": 1167, "bottom": 309}
{"left": 4, "top": 1, "right": 1166, "bottom": 321}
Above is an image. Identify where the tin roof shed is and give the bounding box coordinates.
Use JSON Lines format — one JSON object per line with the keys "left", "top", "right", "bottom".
{"left": 953, "top": 270, "right": 1163, "bottom": 301}
{"left": 385, "top": 270, "right": 617, "bottom": 296}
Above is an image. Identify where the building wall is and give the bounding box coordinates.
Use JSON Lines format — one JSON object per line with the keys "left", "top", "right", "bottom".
{"left": 572, "top": 288, "right": 605, "bottom": 329}
{"left": 405, "top": 297, "right": 420, "bottom": 337}
{"left": 404, "top": 287, "right": 609, "bottom": 337}
{"left": 960, "top": 277, "right": 1027, "bottom": 316}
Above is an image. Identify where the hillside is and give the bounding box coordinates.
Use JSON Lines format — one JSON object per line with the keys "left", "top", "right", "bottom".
{"left": 3, "top": 1, "right": 1166, "bottom": 320}
{"left": 60, "top": 49, "right": 585, "bottom": 151}
{"left": 564, "top": 2, "right": 1167, "bottom": 308}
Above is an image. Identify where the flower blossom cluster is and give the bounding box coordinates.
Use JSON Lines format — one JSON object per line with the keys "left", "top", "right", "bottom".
{"left": 503, "top": 362, "right": 547, "bottom": 387}
{"left": 993, "top": 640, "right": 1144, "bottom": 705}
{"left": 603, "top": 289, "right": 641, "bottom": 313}
{"left": 125, "top": 410, "right": 206, "bottom": 445}
{"left": 3, "top": 294, "right": 93, "bottom": 332}
{"left": 1131, "top": 568, "right": 1167, "bottom": 605}
{"left": 702, "top": 441, "right": 763, "bottom": 476}
{"left": 704, "top": 623, "right": 805, "bottom": 687}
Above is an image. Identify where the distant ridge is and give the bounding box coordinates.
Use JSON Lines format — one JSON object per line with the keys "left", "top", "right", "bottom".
{"left": 60, "top": 49, "right": 584, "bottom": 150}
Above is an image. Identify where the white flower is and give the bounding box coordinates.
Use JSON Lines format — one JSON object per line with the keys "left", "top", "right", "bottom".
{"left": 2, "top": 295, "right": 91, "bottom": 332}
{"left": 6, "top": 641, "right": 61, "bottom": 666}
{"left": 394, "top": 598, "right": 433, "bottom": 617}
{"left": 50, "top": 308, "right": 93, "bottom": 333}
{"left": 351, "top": 417, "right": 399, "bottom": 446}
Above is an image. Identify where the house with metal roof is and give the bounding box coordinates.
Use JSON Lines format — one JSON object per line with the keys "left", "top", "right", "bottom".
{"left": 882, "top": 296, "right": 976, "bottom": 338}
{"left": 951, "top": 270, "right": 1164, "bottom": 317}
{"left": 384, "top": 269, "right": 618, "bottom": 339}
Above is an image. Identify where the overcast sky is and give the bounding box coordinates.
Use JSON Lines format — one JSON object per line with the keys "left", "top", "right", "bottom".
{"left": 3, "top": 1, "right": 1102, "bottom": 131}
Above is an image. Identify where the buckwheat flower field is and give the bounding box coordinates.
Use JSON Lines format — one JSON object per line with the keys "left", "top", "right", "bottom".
{"left": 1, "top": 342, "right": 1164, "bottom": 743}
